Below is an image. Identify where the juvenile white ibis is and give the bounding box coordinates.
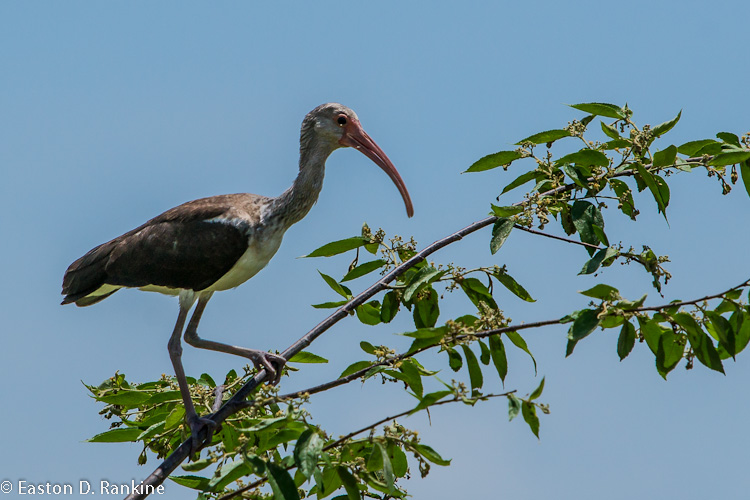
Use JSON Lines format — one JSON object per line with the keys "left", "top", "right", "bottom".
{"left": 62, "top": 103, "right": 414, "bottom": 449}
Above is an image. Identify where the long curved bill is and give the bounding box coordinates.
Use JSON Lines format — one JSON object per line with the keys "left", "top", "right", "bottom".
{"left": 339, "top": 119, "right": 414, "bottom": 217}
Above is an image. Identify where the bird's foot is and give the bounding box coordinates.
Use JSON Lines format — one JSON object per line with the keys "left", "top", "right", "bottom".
{"left": 186, "top": 413, "right": 218, "bottom": 459}
{"left": 247, "top": 350, "right": 287, "bottom": 385}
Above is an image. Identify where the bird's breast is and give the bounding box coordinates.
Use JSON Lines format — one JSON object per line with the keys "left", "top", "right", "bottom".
{"left": 203, "top": 228, "right": 285, "bottom": 293}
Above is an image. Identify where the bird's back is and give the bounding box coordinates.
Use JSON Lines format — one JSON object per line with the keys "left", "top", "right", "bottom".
{"left": 62, "top": 193, "right": 270, "bottom": 306}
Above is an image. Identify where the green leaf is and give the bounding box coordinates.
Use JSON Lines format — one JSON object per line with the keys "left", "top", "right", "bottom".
{"left": 169, "top": 475, "right": 212, "bottom": 491}
{"left": 521, "top": 401, "right": 540, "bottom": 438}
{"left": 516, "top": 128, "right": 572, "bottom": 145}
{"left": 561, "top": 164, "right": 587, "bottom": 188}
{"left": 319, "top": 272, "right": 352, "bottom": 298}
{"left": 336, "top": 467, "right": 361, "bottom": 500}
{"left": 400, "top": 326, "right": 447, "bottom": 340}
{"left": 571, "top": 200, "right": 604, "bottom": 253}
{"left": 305, "top": 237, "right": 366, "bottom": 258}
{"left": 341, "top": 259, "right": 387, "bottom": 282}
{"left": 340, "top": 360, "right": 372, "bottom": 378}
{"left": 488, "top": 334, "right": 508, "bottom": 384}
{"left": 507, "top": 394, "right": 522, "bottom": 421}
{"left": 569, "top": 102, "right": 626, "bottom": 119}
{"left": 739, "top": 161, "right": 750, "bottom": 198}
{"left": 579, "top": 246, "right": 618, "bottom": 275}
{"left": 356, "top": 301, "right": 382, "bottom": 326}
{"left": 460, "top": 344, "right": 483, "bottom": 391}
{"left": 678, "top": 139, "right": 720, "bottom": 156}
{"left": 404, "top": 266, "right": 444, "bottom": 302}
{"left": 566, "top": 308, "right": 601, "bottom": 356}
{"left": 734, "top": 312, "right": 750, "bottom": 356}
{"left": 651, "top": 110, "right": 681, "bottom": 137}
{"left": 591, "top": 224, "right": 609, "bottom": 247}
{"left": 460, "top": 277, "right": 498, "bottom": 309}
{"left": 388, "top": 444, "right": 409, "bottom": 478}
{"left": 602, "top": 139, "right": 632, "bottom": 150}
{"left": 705, "top": 311, "right": 735, "bottom": 358}
{"left": 165, "top": 405, "right": 186, "bottom": 430}
{"left": 617, "top": 321, "right": 636, "bottom": 361}
{"left": 717, "top": 132, "right": 741, "bottom": 147}
{"left": 600, "top": 121, "right": 621, "bottom": 140}
{"left": 555, "top": 149, "right": 610, "bottom": 167}
{"left": 609, "top": 178, "right": 636, "bottom": 219}
{"left": 360, "top": 341, "right": 376, "bottom": 354}
{"left": 478, "top": 339, "right": 491, "bottom": 365}
{"left": 312, "top": 300, "right": 348, "bottom": 309}
{"left": 656, "top": 330, "right": 684, "bottom": 379}
{"left": 447, "top": 347, "right": 463, "bottom": 372}
{"left": 505, "top": 331, "right": 537, "bottom": 374}
{"left": 413, "top": 287, "right": 440, "bottom": 328}
{"left": 635, "top": 164, "right": 669, "bottom": 217}
{"left": 143, "top": 390, "right": 182, "bottom": 405}
{"left": 529, "top": 377, "right": 545, "bottom": 400}
{"left": 380, "top": 291, "right": 400, "bottom": 323}
{"left": 652, "top": 145, "right": 677, "bottom": 168}
{"left": 96, "top": 390, "right": 152, "bottom": 406}
{"left": 491, "top": 204, "right": 524, "bottom": 217}
{"left": 399, "top": 359, "right": 424, "bottom": 397}
{"left": 568, "top": 308, "right": 601, "bottom": 341}
{"left": 501, "top": 170, "right": 537, "bottom": 195}
{"left": 181, "top": 457, "right": 213, "bottom": 472}
{"left": 267, "top": 461, "right": 301, "bottom": 500}
{"left": 490, "top": 217, "right": 515, "bottom": 254}
{"left": 87, "top": 428, "right": 143, "bottom": 443}
{"left": 412, "top": 443, "right": 451, "bottom": 466}
{"left": 289, "top": 351, "right": 329, "bottom": 364}
{"left": 674, "top": 313, "right": 724, "bottom": 374}
{"left": 412, "top": 390, "right": 452, "bottom": 413}
{"left": 208, "top": 459, "right": 253, "bottom": 492}
{"left": 708, "top": 151, "right": 750, "bottom": 166}
{"left": 493, "top": 269, "right": 535, "bottom": 302}
{"left": 465, "top": 150, "right": 524, "bottom": 173}
{"left": 136, "top": 421, "right": 165, "bottom": 442}
{"left": 377, "top": 443, "right": 396, "bottom": 493}
{"left": 197, "top": 372, "right": 216, "bottom": 388}
{"left": 295, "top": 429, "right": 325, "bottom": 479}
{"left": 580, "top": 284, "right": 620, "bottom": 301}
{"left": 317, "top": 466, "right": 342, "bottom": 499}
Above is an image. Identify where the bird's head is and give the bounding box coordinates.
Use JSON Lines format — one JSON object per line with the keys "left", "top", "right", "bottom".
{"left": 304, "top": 103, "right": 414, "bottom": 218}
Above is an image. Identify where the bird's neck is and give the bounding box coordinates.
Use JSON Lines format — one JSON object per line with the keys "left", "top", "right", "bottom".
{"left": 269, "top": 136, "right": 337, "bottom": 228}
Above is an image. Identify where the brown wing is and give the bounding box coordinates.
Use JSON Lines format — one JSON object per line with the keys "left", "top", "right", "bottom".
{"left": 61, "top": 195, "right": 256, "bottom": 305}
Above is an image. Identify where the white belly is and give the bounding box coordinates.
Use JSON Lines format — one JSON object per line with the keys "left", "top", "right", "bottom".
{"left": 203, "top": 231, "right": 285, "bottom": 292}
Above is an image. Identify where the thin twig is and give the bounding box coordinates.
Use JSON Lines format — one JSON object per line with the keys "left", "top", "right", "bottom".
{"left": 513, "top": 224, "right": 601, "bottom": 250}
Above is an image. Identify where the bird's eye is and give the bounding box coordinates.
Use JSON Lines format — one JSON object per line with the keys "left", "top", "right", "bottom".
{"left": 337, "top": 115, "right": 348, "bottom": 126}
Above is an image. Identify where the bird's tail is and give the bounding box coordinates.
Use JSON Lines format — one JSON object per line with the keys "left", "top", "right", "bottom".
{"left": 61, "top": 241, "right": 119, "bottom": 307}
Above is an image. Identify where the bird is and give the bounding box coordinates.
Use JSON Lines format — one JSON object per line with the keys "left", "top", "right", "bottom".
{"left": 61, "top": 103, "right": 414, "bottom": 450}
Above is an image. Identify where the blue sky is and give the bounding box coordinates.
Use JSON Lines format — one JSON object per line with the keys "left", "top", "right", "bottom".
{"left": 2, "top": 1, "right": 749, "bottom": 499}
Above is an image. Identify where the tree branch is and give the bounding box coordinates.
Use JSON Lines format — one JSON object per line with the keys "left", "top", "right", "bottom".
{"left": 123, "top": 155, "right": 714, "bottom": 500}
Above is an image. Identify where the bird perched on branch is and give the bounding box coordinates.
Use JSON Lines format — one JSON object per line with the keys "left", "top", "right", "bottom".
{"left": 62, "top": 103, "right": 414, "bottom": 450}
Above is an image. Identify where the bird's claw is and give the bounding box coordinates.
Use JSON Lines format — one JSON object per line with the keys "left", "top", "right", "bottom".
{"left": 186, "top": 414, "right": 218, "bottom": 459}
{"left": 249, "top": 350, "right": 287, "bottom": 385}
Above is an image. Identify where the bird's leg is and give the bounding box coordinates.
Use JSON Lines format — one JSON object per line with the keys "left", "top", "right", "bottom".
{"left": 184, "top": 294, "right": 287, "bottom": 385}
{"left": 168, "top": 301, "right": 216, "bottom": 457}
